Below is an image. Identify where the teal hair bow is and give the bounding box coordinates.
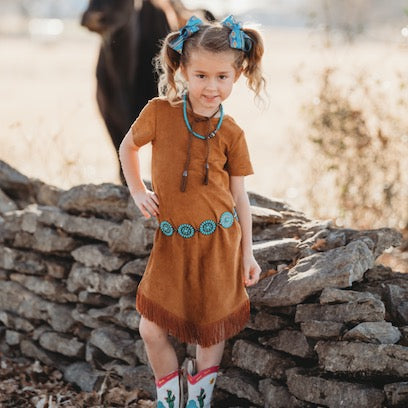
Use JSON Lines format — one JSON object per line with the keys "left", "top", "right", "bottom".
{"left": 169, "top": 15, "right": 203, "bottom": 54}
{"left": 221, "top": 15, "right": 253, "bottom": 52}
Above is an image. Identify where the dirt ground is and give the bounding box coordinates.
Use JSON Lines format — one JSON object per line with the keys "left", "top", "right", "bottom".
{"left": 0, "top": 354, "right": 155, "bottom": 407}
{"left": 1, "top": 23, "right": 407, "bottom": 222}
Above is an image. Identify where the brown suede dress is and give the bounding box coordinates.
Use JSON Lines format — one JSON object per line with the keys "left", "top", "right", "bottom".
{"left": 130, "top": 97, "right": 254, "bottom": 347}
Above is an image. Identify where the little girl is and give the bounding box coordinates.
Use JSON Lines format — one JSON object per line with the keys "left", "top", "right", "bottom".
{"left": 119, "top": 15, "right": 265, "bottom": 408}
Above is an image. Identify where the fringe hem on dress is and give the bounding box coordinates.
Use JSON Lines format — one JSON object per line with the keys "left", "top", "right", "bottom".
{"left": 136, "top": 291, "right": 250, "bottom": 347}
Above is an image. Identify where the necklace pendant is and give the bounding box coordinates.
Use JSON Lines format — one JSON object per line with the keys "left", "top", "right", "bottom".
{"left": 183, "top": 94, "right": 224, "bottom": 141}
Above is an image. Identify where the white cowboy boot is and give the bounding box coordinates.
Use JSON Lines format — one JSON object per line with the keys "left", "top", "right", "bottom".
{"left": 186, "top": 359, "right": 219, "bottom": 408}
{"left": 156, "top": 369, "right": 183, "bottom": 408}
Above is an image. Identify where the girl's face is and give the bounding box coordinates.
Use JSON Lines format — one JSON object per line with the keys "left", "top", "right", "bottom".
{"left": 181, "top": 49, "right": 241, "bottom": 116}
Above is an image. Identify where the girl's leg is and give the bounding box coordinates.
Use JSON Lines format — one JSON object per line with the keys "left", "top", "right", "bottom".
{"left": 138, "top": 316, "right": 179, "bottom": 380}
{"left": 196, "top": 340, "right": 225, "bottom": 372}
{"left": 140, "top": 317, "right": 183, "bottom": 407}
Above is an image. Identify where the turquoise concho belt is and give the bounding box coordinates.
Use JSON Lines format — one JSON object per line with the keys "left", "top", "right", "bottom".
{"left": 159, "top": 208, "right": 239, "bottom": 238}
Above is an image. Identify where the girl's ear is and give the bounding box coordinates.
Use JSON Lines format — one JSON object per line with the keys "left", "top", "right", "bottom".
{"left": 180, "top": 63, "right": 187, "bottom": 80}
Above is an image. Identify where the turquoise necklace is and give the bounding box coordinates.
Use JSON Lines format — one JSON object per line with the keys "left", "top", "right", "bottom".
{"left": 182, "top": 93, "right": 224, "bottom": 139}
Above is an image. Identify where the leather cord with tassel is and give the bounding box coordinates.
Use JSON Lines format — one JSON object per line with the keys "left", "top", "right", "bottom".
{"left": 180, "top": 102, "right": 220, "bottom": 192}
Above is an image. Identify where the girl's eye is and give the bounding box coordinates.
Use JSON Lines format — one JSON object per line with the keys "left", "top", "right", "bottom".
{"left": 196, "top": 74, "right": 205, "bottom": 79}
{"left": 219, "top": 75, "right": 228, "bottom": 80}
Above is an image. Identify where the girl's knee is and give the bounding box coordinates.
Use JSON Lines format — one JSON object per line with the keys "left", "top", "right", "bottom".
{"left": 139, "top": 317, "right": 168, "bottom": 344}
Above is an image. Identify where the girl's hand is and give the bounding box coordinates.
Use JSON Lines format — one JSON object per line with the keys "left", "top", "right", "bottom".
{"left": 243, "top": 254, "right": 261, "bottom": 287}
{"left": 131, "top": 188, "right": 159, "bottom": 219}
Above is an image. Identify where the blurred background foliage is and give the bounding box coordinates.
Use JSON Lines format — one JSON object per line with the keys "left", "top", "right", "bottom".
{"left": 303, "top": 68, "right": 408, "bottom": 230}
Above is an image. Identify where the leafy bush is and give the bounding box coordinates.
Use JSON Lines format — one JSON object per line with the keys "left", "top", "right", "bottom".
{"left": 304, "top": 67, "right": 408, "bottom": 229}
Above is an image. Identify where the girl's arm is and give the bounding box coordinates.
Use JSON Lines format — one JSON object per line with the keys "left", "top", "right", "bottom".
{"left": 119, "top": 130, "right": 159, "bottom": 219}
{"left": 229, "top": 175, "right": 261, "bottom": 287}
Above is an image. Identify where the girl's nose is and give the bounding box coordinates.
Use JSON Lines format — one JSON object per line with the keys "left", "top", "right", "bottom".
{"left": 205, "top": 78, "right": 217, "bottom": 91}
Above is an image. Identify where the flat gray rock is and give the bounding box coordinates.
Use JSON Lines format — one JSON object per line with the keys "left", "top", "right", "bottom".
{"left": 248, "top": 192, "right": 296, "bottom": 212}
{"left": 384, "top": 381, "right": 408, "bottom": 407}
{"left": 384, "top": 283, "right": 408, "bottom": 325}
{"left": 319, "top": 287, "right": 378, "bottom": 304}
{"left": 31, "top": 179, "right": 63, "bottom": 207}
{"left": 217, "top": 368, "right": 264, "bottom": 406}
{"left": 0, "top": 246, "right": 47, "bottom": 275}
{"left": 46, "top": 303, "right": 76, "bottom": 333}
{"left": 82, "top": 304, "right": 139, "bottom": 330}
{"left": 9, "top": 273, "right": 77, "bottom": 303}
{"left": 32, "top": 204, "right": 154, "bottom": 255}
{"left": 286, "top": 367, "right": 385, "bottom": 408}
{"left": 0, "top": 311, "right": 34, "bottom": 332}
{"left": 39, "top": 331, "right": 85, "bottom": 358}
{"left": 105, "top": 219, "right": 153, "bottom": 254}
{"left": 5, "top": 330, "right": 25, "bottom": 346}
{"left": 120, "top": 365, "right": 155, "bottom": 397}
{"left": 72, "top": 307, "right": 105, "bottom": 329}
{"left": 0, "top": 160, "right": 34, "bottom": 200}
{"left": 58, "top": 183, "right": 130, "bottom": 221}
{"left": 343, "top": 321, "right": 401, "bottom": 344}
{"left": 0, "top": 188, "right": 17, "bottom": 213}
{"left": 37, "top": 205, "right": 117, "bottom": 241}
{"left": 114, "top": 309, "right": 141, "bottom": 330}
{"left": 346, "top": 228, "right": 402, "bottom": 258}
{"left": 249, "top": 241, "right": 374, "bottom": 307}
{"left": 0, "top": 281, "right": 75, "bottom": 332}
{"left": 89, "top": 326, "right": 137, "bottom": 365}
{"left": 20, "top": 339, "right": 67, "bottom": 370}
{"left": 298, "top": 229, "right": 347, "bottom": 256}
{"left": 251, "top": 205, "right": 283, "bottom": 224}
{"left": 315, "top": 341, "right": 408, "bottom": 378}
{"left": 0, "top": 269, "right": 7, "bottom": 280}
{"left": 400, "top": 326, "right": 408, "bottom": 346}
{"left": 259, "top": 378, "right": 304, "bottom": 408}
{"left": 295, "top": 298, "right": 385, "bottom": 324}
{"left": 72, "top": 244, "right": 130, "bottom": 271}
{"left": 363, "top": 264, "right": 405, "bottom": 282}
{"left": 67, "top": 263, "right": 136, "bottom": 298}
{"left": 253, "top": 238, "right": 300, "bottom": 268}
{"left": 260, "top": 329, "right": 315, "bottom": 358}
{"left": 246, "top": 311, "right": 288, "bottom": 331}
{"left": 253, "top": 218, "right": 309, "bottom": 241}
{"left": 232, "top": 340, "right": 295, "bottom": 380}
{"left": 77, "top": 290, "right": 116, "bottom": 307}
{"left": 13, "top": 226, "right": 77, "bottom": 253}
{"left": 121, "top": 258, "right": 148, "bottom": 276}
{"left": 300, "top": 320, "right": 344, "bottom": 340}
{"left": 63, "top": 362, "right": 104, "bottom": 392}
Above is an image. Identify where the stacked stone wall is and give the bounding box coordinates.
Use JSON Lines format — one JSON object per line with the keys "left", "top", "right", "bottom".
{"left": 0, "top": 160, "right": 407, "bottom": 407}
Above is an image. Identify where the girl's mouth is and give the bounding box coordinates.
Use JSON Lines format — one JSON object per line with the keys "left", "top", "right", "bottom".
{"left": 203, "top": 95, "right": 218, "bottom": 102}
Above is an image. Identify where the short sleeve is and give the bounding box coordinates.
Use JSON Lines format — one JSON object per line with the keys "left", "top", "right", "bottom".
{"left": 130, "top": 99, "right": 157, "bottom": 147}
{"left": 225, "top": 130, "right": 254, "bottom": 176}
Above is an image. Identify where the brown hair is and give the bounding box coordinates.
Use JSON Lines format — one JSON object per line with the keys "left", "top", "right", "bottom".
{"left": 155, "top": 19, "right": 266, "bottom": 104}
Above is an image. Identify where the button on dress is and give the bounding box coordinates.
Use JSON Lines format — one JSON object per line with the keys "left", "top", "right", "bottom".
{"left": 130, "top": 97, "right": 254, "bottom": 347}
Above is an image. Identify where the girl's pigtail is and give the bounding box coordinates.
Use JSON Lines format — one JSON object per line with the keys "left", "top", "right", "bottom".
{"left": 155, "top": 32, "right": 183, "bottom": 104}
{"left": 242, "top": 28, "right": 266, "bottom": 98}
